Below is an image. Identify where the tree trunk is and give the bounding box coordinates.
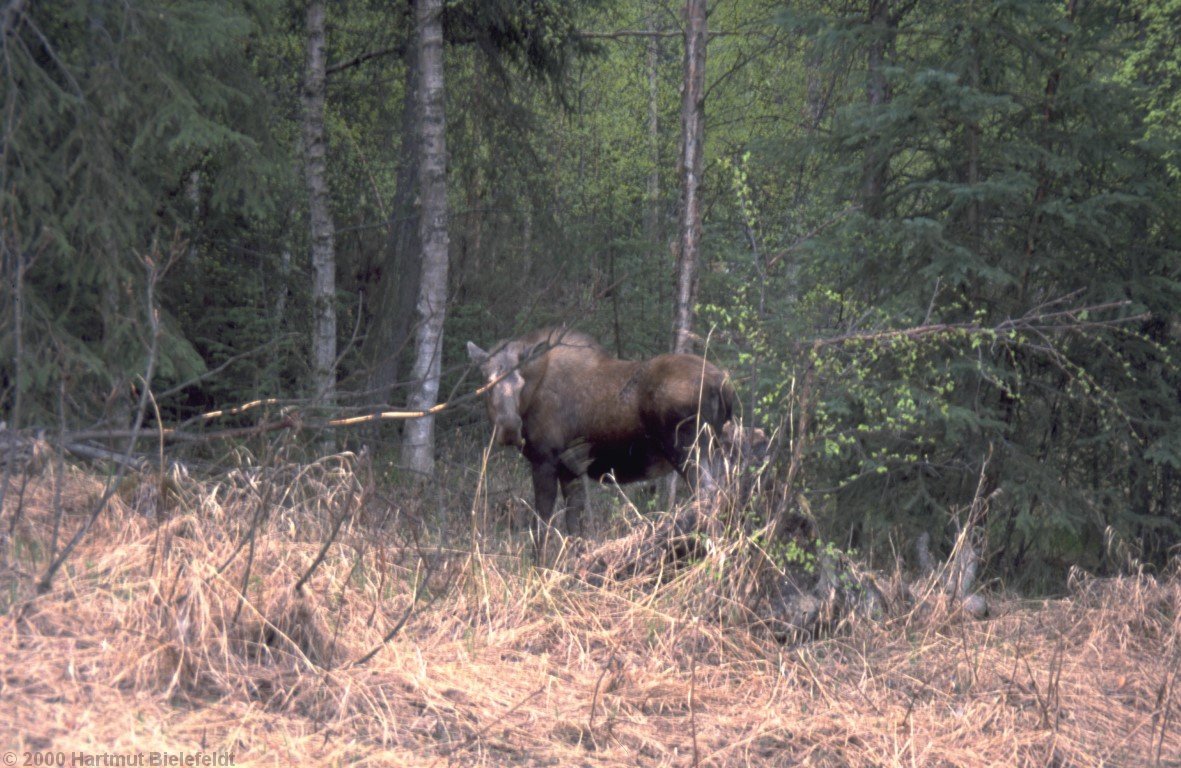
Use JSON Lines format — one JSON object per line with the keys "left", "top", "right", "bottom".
{"left": 645, "top": 11, "right": 661, "bottom": 253}
{"left": 645, "top": 10, "right": 663, "bottom": 332}
{"left": 302, "top": 0, "right": 337, "bottom": 404}
{"left": 271, "top": 225, "right": 292, "bottom": 392}
{"left": 401, "top": 0, "right": 449, "bottom": 476}
{"left": 360, "top": 52, "right": 421, "bottom": 408}
{"left": 672, "top": 0, "right": 706, "bottom": 355}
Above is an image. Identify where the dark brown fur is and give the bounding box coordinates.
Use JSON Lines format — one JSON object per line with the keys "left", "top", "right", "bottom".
{"left": 467, "top": 328, "right": 735, "bottom": 552}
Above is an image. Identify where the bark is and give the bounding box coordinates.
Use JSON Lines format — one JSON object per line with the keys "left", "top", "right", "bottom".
{"left": 302, "top": 0, "right": 337, "bottom": 404}
{"left": 645, "top": 12, "right": 661, "bottom": 258}
{"left": 272, "top": 231, "right": 292, "bottom": 386}
{"left": 401, "top": 0, "right": 449, "bottom": 476}
{"left": 360, "top": 52, "right": 421, "bottom": 407}
{"left": 672, "top": 0, "right": 706, "bottom": 355}
{"left": 804, "top": 41, "right": 827, "bottom": 133}
{"left": 645, "top": 11, "right": 663, "bottom": 327}
{"left": 1, "top": 0, "right": 27, "bottom": 37}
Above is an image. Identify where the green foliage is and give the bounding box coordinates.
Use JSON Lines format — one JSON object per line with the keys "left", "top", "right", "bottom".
{"left": 1, "top": 0, "right": 283, "bottom": 423}
{"left": 1117, "top": 0, "right": 1181, "bottom": 176}
{"left": 729, "top": 0, "right": 1181, "bottom": 585}
{"left": 3, "top": 0, "right": 1179, "bottom": 589}
{"left": 696, "top": 0, "right": 1181, "bottom": 586}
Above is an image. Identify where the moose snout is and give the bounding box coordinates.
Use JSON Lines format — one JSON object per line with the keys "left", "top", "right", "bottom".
{"left": 495, "top": 414, "right": 524, "bottom": 448}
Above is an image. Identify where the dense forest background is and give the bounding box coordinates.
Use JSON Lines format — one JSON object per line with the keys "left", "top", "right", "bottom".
{"left": 2, "top": 0, "right": 1179, "bottom": 589}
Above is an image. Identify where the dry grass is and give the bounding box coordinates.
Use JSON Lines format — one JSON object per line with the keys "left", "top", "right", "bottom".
{"left": 1, "top": 455, "right": 1178, "bottom": 767}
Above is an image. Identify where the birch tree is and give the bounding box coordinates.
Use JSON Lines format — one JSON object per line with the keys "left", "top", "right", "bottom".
{"left": 672, "top": 0, "right": 707, "bottom": 354}
{"left": 302, "top": 0, "right": 337, "bottom": 404}
{"left": 401, "top": 0, "right": 450, "bottom": 476}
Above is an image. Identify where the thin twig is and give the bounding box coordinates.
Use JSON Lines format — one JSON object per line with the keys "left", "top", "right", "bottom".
{"left": 326, "top": 44, "right": 405, "bottom": 75}
{"left": 430, "top": 687, "right": 546, "bottom": 764}
{"left": 351, "top": 559, "right": 440, "bottom": 667}
{"left": 689, "top": 630, "right": 700, "bottom": 767}
{"left": 293, "top": 484, "right": 361, "bottom": 593}
{"left": 588, "top": 651, "right": 617, "bottom": 733}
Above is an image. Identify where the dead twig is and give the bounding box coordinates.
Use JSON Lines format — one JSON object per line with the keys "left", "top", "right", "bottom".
{"left": 293, "top": 484, "right": 363, "bottom": 593}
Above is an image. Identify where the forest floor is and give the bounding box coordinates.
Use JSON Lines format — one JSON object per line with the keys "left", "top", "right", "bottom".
{"left": 1, "top": 454, "right": 1179, "bottom": 767}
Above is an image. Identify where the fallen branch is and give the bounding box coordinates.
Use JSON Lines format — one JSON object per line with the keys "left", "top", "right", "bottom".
{"left": 64, "top": 414, "right": 300, "bottom": 445}
{"left": 50, "top": 343, "right": 516, "bottom": 445}
{"left": 64, "top": 442, "right": 152, "bottom": 471}
{"left": 15, "top": 300, "right": 1150, "bottom": 453}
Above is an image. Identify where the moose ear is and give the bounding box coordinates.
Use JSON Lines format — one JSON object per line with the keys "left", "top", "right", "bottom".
{"left": 466, "top": 341, "right": 489, "bottom": 365}
{"left": 523, "top": 340, "right": 549, "bottom": 362}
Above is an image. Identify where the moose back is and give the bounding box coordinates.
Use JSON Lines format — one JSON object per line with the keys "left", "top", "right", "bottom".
{"left": 467, "top": 328, "right": 734, "bottom": 549}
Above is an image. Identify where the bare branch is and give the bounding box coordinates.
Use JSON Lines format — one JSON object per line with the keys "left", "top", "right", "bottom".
{"left": 326, "top": 44, "right": 405, "bottom": 75}
{"left": 577, "top": 29, "right": 779, "bottom": 41}
{"left": 2, "top": 0, "right": 28, "bottom": 38}
{"left": 351, "top": 558, "right": 443, "bottom": 667}
{"left": 64, "top": 441, "right": 152, "bottom": 470}
{"left": 293, "top": 484, "right": 361, "bottom": 593}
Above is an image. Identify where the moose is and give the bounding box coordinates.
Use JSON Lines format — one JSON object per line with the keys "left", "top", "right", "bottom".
{"left": 467, "top": 328, "right": 735, "bottom": 554}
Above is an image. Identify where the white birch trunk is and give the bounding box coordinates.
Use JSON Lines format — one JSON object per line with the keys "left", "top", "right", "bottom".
{"left": 401, "top": 0, "right": 450, "bottom": 476}
{"left": 302, "top": 0, "right": 336, "bottom": 404}
{"left": 672, "top": 0, "right": 706, "bottom": 355}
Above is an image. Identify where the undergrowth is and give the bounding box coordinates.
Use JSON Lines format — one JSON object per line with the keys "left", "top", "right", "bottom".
{"left": 0, "top": 449, "right": 1178, "bottom": 767}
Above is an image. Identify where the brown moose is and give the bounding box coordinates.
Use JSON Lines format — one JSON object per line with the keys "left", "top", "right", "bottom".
{"left": 467, "top": 328, "right": 735, "bottom": 555}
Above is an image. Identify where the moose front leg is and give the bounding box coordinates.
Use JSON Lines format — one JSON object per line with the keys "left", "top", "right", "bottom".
{"left": 559, "top": 470, "right": 586, "bottom": 538}
{"left": 663, "top": 415, "right": 720, "bottom": 497}
{"left": 530, "top": 462, "right": 560, "bottom": 560}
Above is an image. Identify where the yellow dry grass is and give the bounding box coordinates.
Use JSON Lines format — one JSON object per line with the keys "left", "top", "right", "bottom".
{"left": 1, "top": 458, "right": 1178, "bottom": 767}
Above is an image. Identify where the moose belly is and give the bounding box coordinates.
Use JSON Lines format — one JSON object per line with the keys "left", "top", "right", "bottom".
{"left": 584, "top": 441, "right": 673, "bottom": 485}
